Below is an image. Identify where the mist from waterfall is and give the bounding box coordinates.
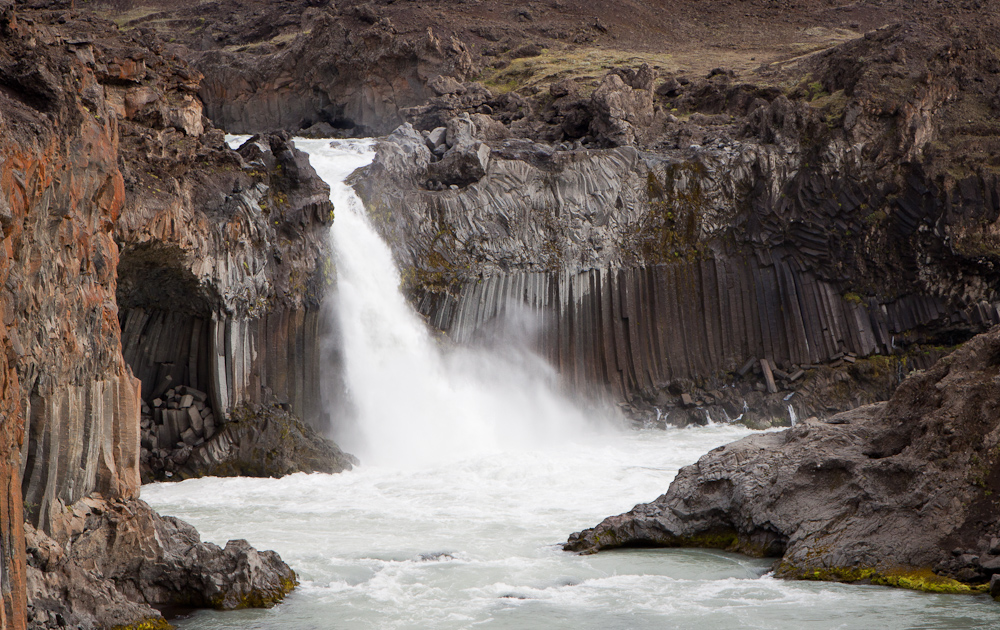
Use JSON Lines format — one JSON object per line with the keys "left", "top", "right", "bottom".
{"left": 297, "top": 138, "right": 615, "bottom": 467}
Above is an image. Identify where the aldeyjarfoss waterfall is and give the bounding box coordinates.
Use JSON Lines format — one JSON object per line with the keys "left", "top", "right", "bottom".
{"left": 143, "top": 139, "right": 1000, "bottom": 629}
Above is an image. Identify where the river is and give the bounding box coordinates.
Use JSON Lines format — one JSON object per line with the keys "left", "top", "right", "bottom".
{"left": 142, "top": 138, "right": 999, "bottom": 629}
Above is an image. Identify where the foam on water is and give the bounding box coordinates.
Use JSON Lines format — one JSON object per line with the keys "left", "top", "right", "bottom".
{"left": 144, "top": 426, "right": 999, "bottom": 630}
{"left": 150, "top": 139, "right": 1000, "bottom": 629}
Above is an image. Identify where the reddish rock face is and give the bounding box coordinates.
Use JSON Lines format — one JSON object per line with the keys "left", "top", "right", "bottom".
{"left": 0, "top": 6, "right": 338, "bottom": 626}
{"left": 0, "top": 8, "right": 143, "bottom": 623}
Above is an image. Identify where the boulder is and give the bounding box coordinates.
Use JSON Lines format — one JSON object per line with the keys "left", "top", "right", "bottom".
{"left": 566, "top": 328, "right": 1000, "bottom": 595}
{"left": 26, "top": 498, "right": 296, "bottom": 628}
{"left": 588, "top": 73, "right": 654, "bottom": 146}
{"left": 445, "top": 111, "right": 477, "bottom": 148}
{"left": 428, "top": 74, "right": 466, "bottom": 96}
{"left": 426, "top": 142, "right": 491, "bottom": 187}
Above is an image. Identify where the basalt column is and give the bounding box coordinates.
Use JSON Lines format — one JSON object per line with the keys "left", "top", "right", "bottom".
{"left": 419, "top": 260, "right": 1000, "bottom": 403}
{"left": 114, "top": 132, "right": 340, "bottom": 457}
{"left": 357, "top": 121, "right": 1000, "bottom": 409}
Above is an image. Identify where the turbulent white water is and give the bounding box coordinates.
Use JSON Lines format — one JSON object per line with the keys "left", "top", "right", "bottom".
{"left": 145, "top": 139, "right": 1000, "bottom": 629}
{"left": 296, "top": 138, "right": 613, "bottom": 467}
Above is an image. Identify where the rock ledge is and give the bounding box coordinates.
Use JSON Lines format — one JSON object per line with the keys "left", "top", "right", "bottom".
{"left": 566, "top": 327, "right": 1000, "bottom": 599}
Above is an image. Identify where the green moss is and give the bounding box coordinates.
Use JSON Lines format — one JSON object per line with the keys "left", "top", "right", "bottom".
{"left": 805, "top": 80, "right": 827, "bottom": 101}
{"left": 211, "top": 573, "right": 298, "bottom": 610}
{"left": 111, "top": 618, "right": 173, "bottom": 630}
{"left": 794, "top": 564, "right": 876, "bottom": 583}
{"left": 635, "top": 163, "right": 709, "bottom": 263}
{"left": 872, "top": 568, "right": 989, "bottom": 595}
{"left": 679, "top": 530, "right": 740, "bottom": 551}
{"left": 783, "top": 563, "right": 989, "bottom": 595}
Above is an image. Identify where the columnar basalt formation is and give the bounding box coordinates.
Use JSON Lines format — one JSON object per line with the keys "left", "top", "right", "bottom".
{"left": 565, "top": 326, "right": 1000, "bottom": 598}
{"left": 0, "top": 9, "right": 142, "bottom": 623}
{"left": 352, "top": 21, "right": 1000, "bottom": 421}
{"left": 114, "top": 130, "right": 338, "bottom": 429}
{"left": 0, "top": 6, "right": 349, "bottom": 628}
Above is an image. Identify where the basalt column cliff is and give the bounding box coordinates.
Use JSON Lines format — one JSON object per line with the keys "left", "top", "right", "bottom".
{"left": 353, "top": 20, "right": 1000, "bottom": 426}
{"left": 0, "top": 5, "right": 351, "bottom": 628}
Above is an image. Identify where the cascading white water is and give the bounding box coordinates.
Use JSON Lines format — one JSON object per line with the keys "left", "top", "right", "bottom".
{"left": 788, "top": 405, "right": 799, "bottom": 427}
{"left": 297, "top": 138, "right": 612, "bottom": 467}
{"left": 141, "top": 138, "right": 1000, "bottom": 630}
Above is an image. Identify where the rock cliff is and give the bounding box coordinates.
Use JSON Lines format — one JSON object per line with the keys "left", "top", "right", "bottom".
{"left": 0, "top": 5, "right": 351, "bottom": 628}
{"left": 193, "top": 15, "right": 477, "bottom": 135}
{"left": 565, "top": 325, "right": 1000, "bottom": 599}
{"left": 352, "top": 20, "right": 1000, "bottom": 424}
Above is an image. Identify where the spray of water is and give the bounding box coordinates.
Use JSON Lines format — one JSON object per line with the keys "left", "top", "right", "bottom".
{"left": 297, "top": 138, "right": 616, "bottom": 467}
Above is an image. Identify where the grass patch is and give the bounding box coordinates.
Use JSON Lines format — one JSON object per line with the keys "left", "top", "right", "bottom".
{"left": 100, "top": 6, "right": 162, "bottom": 27}
{"left": 478, "top": 46, "right": 677, "bottom": 95}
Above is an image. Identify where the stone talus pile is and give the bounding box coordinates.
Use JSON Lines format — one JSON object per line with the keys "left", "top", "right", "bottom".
{"left": 145, "top": 385, "right": 216, "bottom": 452}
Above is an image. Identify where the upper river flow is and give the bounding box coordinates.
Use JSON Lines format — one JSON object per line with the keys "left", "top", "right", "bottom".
{"left": 143, "top": 138, "right": 1000, "bottom": 630}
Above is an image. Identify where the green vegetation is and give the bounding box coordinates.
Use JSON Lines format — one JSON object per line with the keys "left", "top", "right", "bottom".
{"left": 111, "top": 618, "right": 173, "bottom": 630}
{"left": 785, "top": 563, "right": 990, "bottom": 595}
{"left": 477, "top": 47, "right": 677, "bottom": 96}
{"left": 872, "top": 568, "right": 989, "bottom": 595}
{"left": 633, "top": 163, "right": 709, "bottom": 264}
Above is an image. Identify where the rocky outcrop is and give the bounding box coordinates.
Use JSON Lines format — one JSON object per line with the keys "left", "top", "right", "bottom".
{"left": 588, "top": 72, "right": 655, "bottom": 147}
{"left": 0, "top": 7, "right": 350, "bottom": 628}
{"left": 353, "top": 21, "right": 1000, "bottom": 421}
{"left": 565, "top": 326, "right": 1000, "bottom": 598}
{"left": 192, "top": 15, "right": 477, "bottom": 135}
{"left": 26, "top": 498, "right": 296, "bottom": 628}
{"left": 115, "top": 130, "right": 338, "bottom": 435}
{"left": 144, "top": 403, "right": 357, "bottom": 482}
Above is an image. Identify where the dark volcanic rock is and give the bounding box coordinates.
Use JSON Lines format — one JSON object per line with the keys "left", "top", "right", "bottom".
{"left": 353, "top": 19, "right": 1000, "bottom": 422}
{"left": 0, "top": 7, "right": 349, "bottom": 629}
{"left": 566, "top": 327, "right": 1000, "bottom": 596}
{"left": 143, "top": 403, "right": 358, "bottom": 482}
{"left": 193, "top": 16, "right": 477, "bottom": 134}
{"left": 588, "top": 73, "right": 654, "bottom": 147}
{"left": 26, "top": 498, "right": 296, "bottom": 628}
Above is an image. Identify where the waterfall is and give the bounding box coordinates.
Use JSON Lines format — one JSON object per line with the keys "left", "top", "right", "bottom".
{"left": 788, "top": 404, "right": 799, "bottom": 427}
{"left": 297, "top": 138, "right": 612, "bottom": 467}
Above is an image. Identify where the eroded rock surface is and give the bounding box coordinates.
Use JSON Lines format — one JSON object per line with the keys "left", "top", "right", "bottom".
{"left": 566, "top": 327, "right": 1000, "bottom": 596}
{"left": 353, "top": 20, "right": 1000, "bottom": 423}
{"left": 193, "top": 16, "right": 477, "bottom": 135}
{"left": 0, "top": 6, "right": 349, "bottom": 628}
{"left": 26, "top": 498, "right": 295, "bottom": 628}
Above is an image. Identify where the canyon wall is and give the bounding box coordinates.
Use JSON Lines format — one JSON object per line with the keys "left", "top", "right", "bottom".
{"left": 113, "top": 128, "right": 336, "bottom": 429}
{"left": 193, "top": 15, "right": 477, "bottom": 136}
{"left": 0, "top": 8, "right": 140, "bottom": 623}
{"left": 354, "top": 22, "right": 1000, "bottom": 417}
{"left": 0, "top": 6, "right": 342, "bottom": 627}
